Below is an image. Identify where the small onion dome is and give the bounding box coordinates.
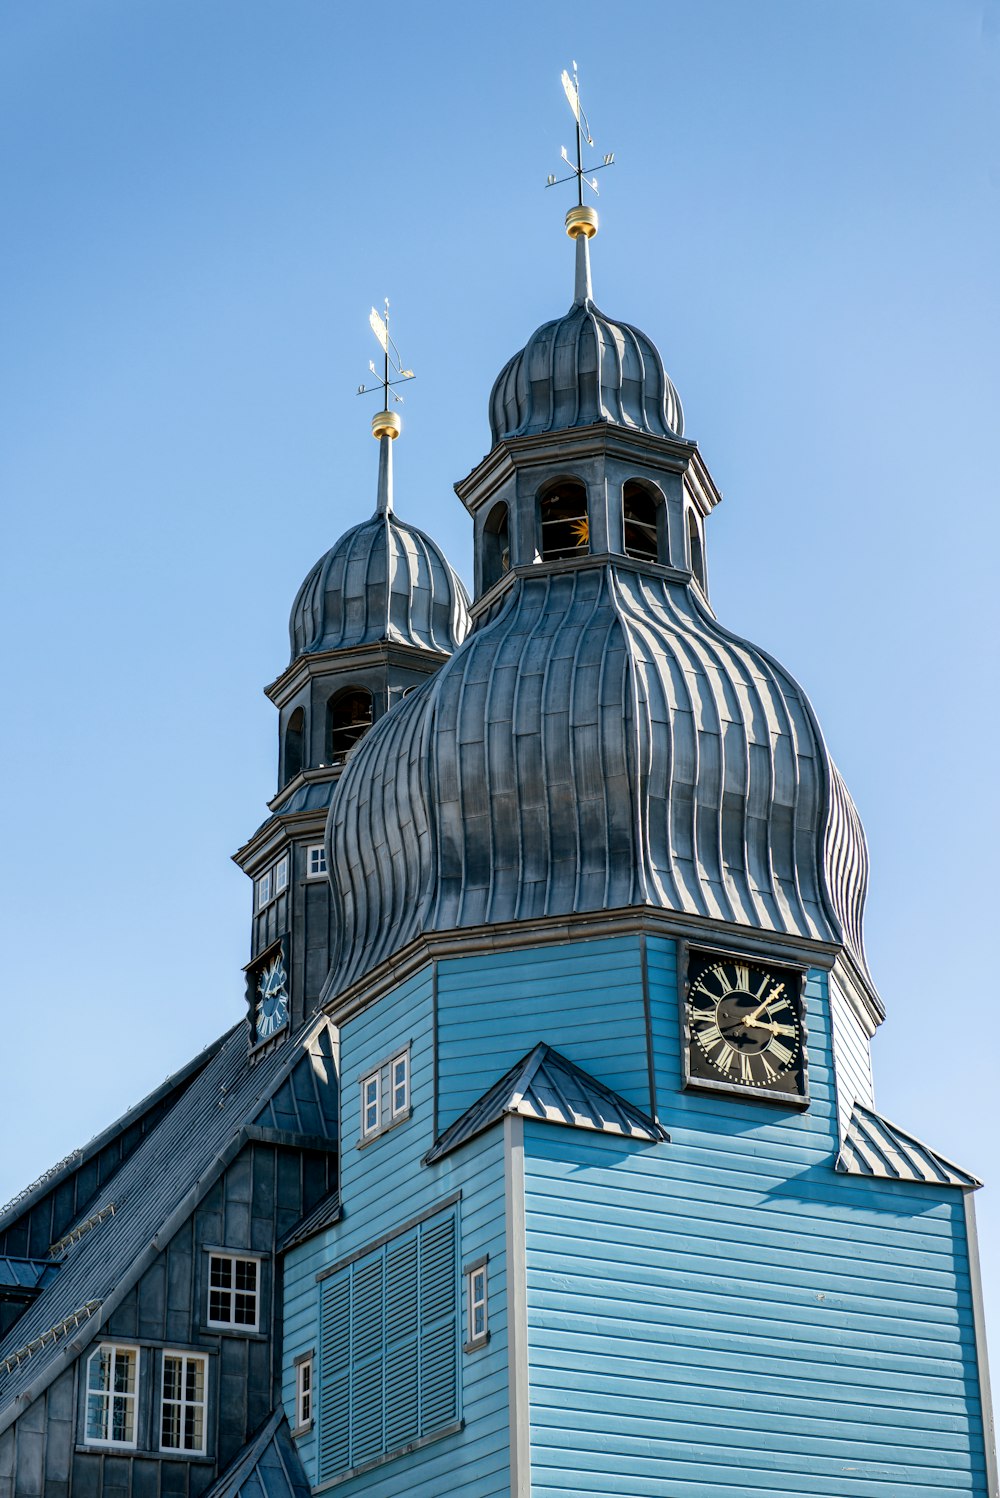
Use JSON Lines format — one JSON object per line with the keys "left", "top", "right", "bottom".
{"left": 322, "top": 567, "right": 877, "bottom": 1011}
{"left": 489, "top": 298, "right": 684, "bottom": 445}
{"left": 289, "top": 509, "right": 470, "bottom": 663}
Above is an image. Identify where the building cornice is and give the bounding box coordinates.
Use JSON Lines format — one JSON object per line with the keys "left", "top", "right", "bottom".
{"left": 265, "top": 640, "right": 450, "bottom": 709}
{"left": 322, "top": 905, "right": 840, "bottom": 1028}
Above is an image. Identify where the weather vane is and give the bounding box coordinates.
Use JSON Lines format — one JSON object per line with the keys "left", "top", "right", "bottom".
{"left": 546, "top": 62, "right": 615, "bottom": 208}
{"left": 357, "top": 299, "right": 414, "bottom": 440}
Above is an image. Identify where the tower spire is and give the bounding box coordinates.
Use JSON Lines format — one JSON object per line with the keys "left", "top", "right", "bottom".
{"left": 357, "top": 298, "right": 415, "bottom": 515}
{"left": 545, "top": 62, "right": 613, "bottom": 304}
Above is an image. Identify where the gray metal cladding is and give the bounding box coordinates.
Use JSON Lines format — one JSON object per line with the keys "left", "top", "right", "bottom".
{"left": 288, "top": 510, "right": 470, "bottom": 662}
{"left": 323, "top": 561, "right": 875, "bottom": 1002}
{"left": 488, "top": 299, "right": 684, "bottom": 444}
{"left": 836, "top": 1104, "right": 981, "bottom": 1187}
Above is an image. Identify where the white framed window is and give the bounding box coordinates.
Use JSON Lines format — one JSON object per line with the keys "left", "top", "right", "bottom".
{"left": 160, "top": 1351, "right": 208, "bottom": 1454}
{"left": 255, "top": 853, "right": 289, "bottom": 911}
{"left": 294, "top": 1351, "right": 313, "bottom": 1432}
{"left": 358, "top": 1048, "right": 410, "bottom": 1142}
{"left": 84, "top": 1344, "right": 139, "bottom": 1447}
{"left": 207, "top": 1253, "right": 260, "bottom": 1330}
{"left": 306, "top": 844, "right": 327, "bottom": 879}
{"left": 465, "top": 1258, "right": 489, "bottom": 1350}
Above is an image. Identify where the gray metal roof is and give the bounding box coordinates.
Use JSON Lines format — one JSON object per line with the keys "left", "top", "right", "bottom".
{"left": 489, "top": 237, "right": 683, "bottom": 444}
{"left": 202, "top": 1411, "right": 311, "bottom": 1498}
{"left": 324, "top": 563, "right": 876, "bottom": 1010}
{"left": 288, "top": 508, "right": 469, "bottom": 663}
{"left": 0, "top": 1018, "right": 336, "bottom": 1433}
{"left": 0, "top": 1259, "right": 58, "bottom": 1293}
{"left": 277, "top": 1190, "right": 341, "bottom": 1255}
{"left": 836, "top": 1104, "right": 981, "bottom": 1188}
{"left": 424, "top": 1043, "right": 667, "bottom": 1165}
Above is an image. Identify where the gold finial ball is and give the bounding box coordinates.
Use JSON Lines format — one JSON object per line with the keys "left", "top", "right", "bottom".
{"left": 565, "top": 205, "right": 599, "bottom": 240}
{"left": 371, "top": 409, "right": 402, "bottom": 440}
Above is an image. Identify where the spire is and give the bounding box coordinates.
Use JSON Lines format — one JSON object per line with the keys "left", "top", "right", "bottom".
{"left": 545, "top": 61, "right": 613, "bottom": 309}
{"left": 356, "top": 297, "right": 414, "bottom": 514}
{"left": 374, "top": 429, "right": 394, "bottom": 515}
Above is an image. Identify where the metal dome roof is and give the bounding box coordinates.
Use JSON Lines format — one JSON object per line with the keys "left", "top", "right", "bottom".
{"left": 488, "top": 236, "right": 684, "bottom": 445}
{"left": 322, "top": 564, "right": 876, "bottom": 1008}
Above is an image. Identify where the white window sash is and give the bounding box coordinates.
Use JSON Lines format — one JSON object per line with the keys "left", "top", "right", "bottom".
{"left": 159, "top": 1352, "right": 208, "bottom": 1455}
{"left": 84, "top": 1344, "right": 139, "bottom": 1448}
{"left": 207, "top": 1254, "right": 260, "bottom": 1331}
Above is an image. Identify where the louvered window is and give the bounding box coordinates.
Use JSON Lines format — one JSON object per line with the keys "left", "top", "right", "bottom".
{"left": 317, "top": 1209, "right": 459, "bottom": 1482}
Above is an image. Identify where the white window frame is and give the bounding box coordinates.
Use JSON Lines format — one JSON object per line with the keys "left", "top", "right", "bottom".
{"left": 293, "top": 1351, "right": 314, "bottom": 1433}
{"left": 159, "top": 1350, "right": 209, "bottom": 1455}
{"left": 306, "top": 844, "right": 327, "bottom": 879}
{"left": 465, "top": 1258, "right": 489, "bottom": 1350}
{"left": 255, "top": 853, "right": 289, "bottom": 911}
{"left": 84, "top": 1343, "right": 140, "bottom": 1448}
{"left": 206, "top": 1252, "right": 261, "bottom": 1332}
{"left": 358, "top": 1048, "right": 410, "bottom": 1143}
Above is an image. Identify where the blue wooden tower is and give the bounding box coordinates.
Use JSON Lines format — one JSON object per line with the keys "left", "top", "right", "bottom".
{"left": 279, "top": 201, "right": 997, "bottom": 1494}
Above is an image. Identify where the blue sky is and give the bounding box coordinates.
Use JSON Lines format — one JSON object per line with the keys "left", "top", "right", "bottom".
{"left": 2, "top": 0, "right": 999, "bottom": 1385}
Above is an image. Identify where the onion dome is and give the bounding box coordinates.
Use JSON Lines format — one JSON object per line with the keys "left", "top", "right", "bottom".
{"left": 489, "top": 236, "right": 684, "bottom": 445}
{"left": 322, "top": 567, "right": 877, "bottom": 1011}
{"left": 288, "top": 435, "right": 470, "bottom": 663}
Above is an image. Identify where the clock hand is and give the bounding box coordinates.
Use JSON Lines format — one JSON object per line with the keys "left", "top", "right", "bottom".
{"left": 741, "top": 983, "right": 785, "bottom": 1028}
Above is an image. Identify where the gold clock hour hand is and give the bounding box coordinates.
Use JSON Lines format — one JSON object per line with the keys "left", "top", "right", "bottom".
{"left": 742, "top": 983, "right": 785, "bottom": 1028}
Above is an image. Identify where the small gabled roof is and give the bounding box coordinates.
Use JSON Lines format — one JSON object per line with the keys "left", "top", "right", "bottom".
{"left": 836, "top": 1103, "right": 981, "bottom": 1188}
{"left": 202, "top": 1410, "right": 311, "bottom": 1498}
{"left": 424, "top": 1044, "right": 668, "bottom": 1165}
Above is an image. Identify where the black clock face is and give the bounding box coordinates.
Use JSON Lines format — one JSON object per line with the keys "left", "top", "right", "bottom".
{"left": 685, "top": 953, "right": 806, "bottom": 1102}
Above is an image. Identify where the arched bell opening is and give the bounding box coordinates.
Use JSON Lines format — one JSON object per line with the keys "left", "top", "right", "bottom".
{"left": 481, "top": 501, "right": 511, "bottom": 590}
{"left": 622, "top": 481, "right": 664, "bottom": 564}
{"left": 538, "top": 481, "right": 590, "bottom": 562}
{"left": 326, "top": 688, "right": 374, "bottom": 766}
{"left": 687, "top": 510, "right": 706, "bottom": 590}
{"left": 283, "top": 707, "right": 305, "bottom": 784}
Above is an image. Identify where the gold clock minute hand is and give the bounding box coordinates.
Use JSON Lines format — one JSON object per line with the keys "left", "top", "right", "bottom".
{"left": 742, "top": 983, "right": 785, "bottom": 1028}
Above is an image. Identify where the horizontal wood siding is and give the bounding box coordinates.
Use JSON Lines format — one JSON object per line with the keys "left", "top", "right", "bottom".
{"left": 829, "top": 973, "right": 875, "bottom": 1142}
{"left": 436, "top": 936, "right": 650, "bottom": 1132}
{"left": 518, "top": 931, "right": 987, "bottom": 1495}
{"left": 282, "top": 965, "right": 510, "bottom": 1496}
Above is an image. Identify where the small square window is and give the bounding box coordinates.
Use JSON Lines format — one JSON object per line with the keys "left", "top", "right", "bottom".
{"left": 274, "top": 855, "right": 289, "bottom": 893}
{"left": 85, "top": 1344, "right": 139, "bottom": 1447}
{"left": 358, "top": 1049, "right": 410, "bottom": 1142}
{"left": 255, "top": 870, "right": 271, "bottom": 910}
{"left": 207, "top": 1254, "right": 260, "bottom": 1331}
{"left": 294, "top": 1353, "right": 313, "bottom": 1432}
{"left": 306, "top": 844, "right": 327, "bottom": 878}
{"left": 160, "top": 1352, "right": 208, "bottom": 1454}
{"left": 465, "top": 1261, "right": 489, "bottom": 1350}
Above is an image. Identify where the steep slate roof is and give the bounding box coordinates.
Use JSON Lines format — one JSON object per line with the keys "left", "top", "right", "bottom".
{"left": 835, "top": 1103, "right": 981, "bottom": 1188}
{"left": 0, "top": 1017, "right": 336, "bottom": 1434}
{"left": 424, "top": 1043, "right": 668, "bottom": 1165}
{"left": 202, "top": 1411, "right": 311, "bottom": 1498}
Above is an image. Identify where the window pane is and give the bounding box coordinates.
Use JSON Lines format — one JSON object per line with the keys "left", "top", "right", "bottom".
{"left": 113, "top": 1349, "right": 135, "bottom": 1394}
{"left": 210, "top": 1257, "right": 232, "bottom": 1289}
{"left": 209, "top": 1289, "right": 229, "bottom": 1322}
{"left": 161, "top": 1401, "right": 180, "bottom": 1450}
{"left": 234, "top": 1293, "right": 256, "bottom": 1325}
{"left": 86, "top": 1394, "right": 108, "bottom": 1442}
{"left": 163, "top": 1355, "right": 180, "bottom": 1401}
{"left": 89, "top": 1348, "right": 111, "bottom": 1393}
{"left": 235, "top": 1259, "right": 257, "bottom": 1293}
{"left": 111, "top": 1396, "right": 133, "bottom": 1443}
{"left": 185, "top": 1358, "right": 205, "bottom": 1402}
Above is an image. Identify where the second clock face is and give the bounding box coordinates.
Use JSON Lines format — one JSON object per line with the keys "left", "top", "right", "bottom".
{"left": 685, "top": 954, "right": 806, "bottom": 1102}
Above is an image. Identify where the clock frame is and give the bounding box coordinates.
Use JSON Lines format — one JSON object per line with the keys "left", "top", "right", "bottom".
{"left": 679, "top": 943, "right": 809, "bottom": 1108}
{"left": 246, "top": 935, "right": 291, "bottom": 1048}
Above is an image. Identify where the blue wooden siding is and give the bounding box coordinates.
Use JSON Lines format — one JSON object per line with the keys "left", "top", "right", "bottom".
{"left": 436, "top": 936, "right": 651, "bottom": 1132}
{"left": 518, "top": 932, "right": 987, "bottom": 1496}
{"left": 282, "top": 965, "right": 510, "bottom": 1497}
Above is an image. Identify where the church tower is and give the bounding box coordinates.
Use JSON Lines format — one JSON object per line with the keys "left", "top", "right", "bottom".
{"left": 233, "top": 393, "right": 470, "bottom": 1044}
{"left": 280, "top": 78, "right": 997, "bottom": 1498}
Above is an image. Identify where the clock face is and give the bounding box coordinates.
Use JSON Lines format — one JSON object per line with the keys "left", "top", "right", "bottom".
{"left": 684, "top": 952, "right": 806, "bottom": 1103}
{"left": 254, "top": 950, "right": 289, "bottom": 1042}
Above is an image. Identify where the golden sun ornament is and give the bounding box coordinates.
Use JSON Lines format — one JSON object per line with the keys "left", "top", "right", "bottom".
{"left": 570, "top": 516, "right": 590, "bottom": 547}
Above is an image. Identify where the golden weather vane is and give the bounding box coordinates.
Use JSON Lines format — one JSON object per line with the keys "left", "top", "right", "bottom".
{"left": 546, "top": 62, "right": 615, "bottom": 208}
{"left": 357, "top": 298, "right": 414, "bottom": 441}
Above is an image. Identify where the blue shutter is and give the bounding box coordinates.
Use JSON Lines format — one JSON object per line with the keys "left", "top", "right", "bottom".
{"left": 316, "top": 1208, "right": 458, "bottom": 1482}
{"left": 318, "top": 1274, "right": 351, "bottom": 1481}
{"left": 384, "top": 1233, "right": 419, "bottom": 1449}
{"left": 350, "top": 1255, "right": 385, "bottom": 1465}
{"left": 418, "top": 1213, "right": 458, "bottom": 1432}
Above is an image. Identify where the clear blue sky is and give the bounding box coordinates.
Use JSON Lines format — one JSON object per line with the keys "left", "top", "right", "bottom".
{"left": 2, "top": 0, "right": 998, "bottom": 1385}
